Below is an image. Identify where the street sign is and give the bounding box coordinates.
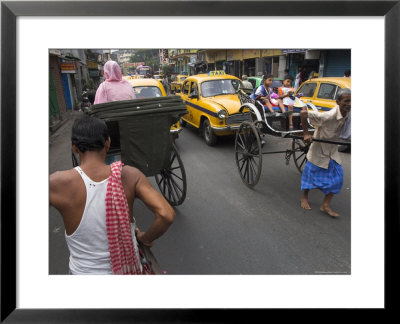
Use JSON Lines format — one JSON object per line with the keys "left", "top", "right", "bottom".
{"left": 60, "top": 62, "right": 76, "bottom": 73}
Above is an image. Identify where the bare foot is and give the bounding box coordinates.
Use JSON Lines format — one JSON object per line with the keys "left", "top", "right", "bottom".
{"left": 320, "top": 205, "right": 339, "bottom": 217}
{"left": 301, "top": 198, "right": 312, "bottom": 210}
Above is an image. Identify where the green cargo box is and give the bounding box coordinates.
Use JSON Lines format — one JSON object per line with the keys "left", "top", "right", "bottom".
{"left": 88, "top": 97, "right": 187, "bottom": 177}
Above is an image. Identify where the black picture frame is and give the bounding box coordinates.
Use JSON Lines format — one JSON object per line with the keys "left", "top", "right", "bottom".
{"left": 1, "top": 0, "right": 399, "bottom": 322}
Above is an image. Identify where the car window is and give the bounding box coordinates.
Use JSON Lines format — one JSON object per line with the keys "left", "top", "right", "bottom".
{"left": 182, "top": 81, "right": 190, "bottom": 95}
{"left": 298, "top": 82, "right": 317, "bottom": 97}
{"left": 179, "top": 77, "right": 186, "bottom": 83}
{"left": 201, "top": 79, "right": 241, "bottom": 97}
{"left": 133, "top": 86, "right": 162, "bottom": 98}
{"left": 190, "top": 82, "right": 198, "bottom": 96}
{"left": 317, "top": 83, "right": 338, "bottom": 100}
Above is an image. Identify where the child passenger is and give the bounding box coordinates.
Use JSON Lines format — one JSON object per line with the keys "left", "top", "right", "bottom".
{"left": 251, "top": 74, "right": 286, "bottom": 114}
{"left": 278, "top": 75, "right": 307, "bottom": 130}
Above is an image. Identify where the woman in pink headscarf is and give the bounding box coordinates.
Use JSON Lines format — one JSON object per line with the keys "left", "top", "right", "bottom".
{"left": 94, "top": 60, "right": 135, "bottom": 104}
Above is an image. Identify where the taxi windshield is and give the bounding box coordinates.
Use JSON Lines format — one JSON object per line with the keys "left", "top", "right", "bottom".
{"left": 201, "top": 79, "right": 241, "bottom": 97}
{"left": 133, "top": 86, "right": 162, "bottom": 98}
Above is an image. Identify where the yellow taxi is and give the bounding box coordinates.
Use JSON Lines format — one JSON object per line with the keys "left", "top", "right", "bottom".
{"left": 295, "top": 77, "right": 351, "bottom": 111}
{"left": 170, "top": 74, "right": 187, "bottom": 94}
{"left": 124, "top": 75, "right": 144, "bottom": 80}
{"left": 179, "top": 71, "right": 246, "bottom": 146}
{"left": 128, "top": 78, "right": 182, "bottom": 137}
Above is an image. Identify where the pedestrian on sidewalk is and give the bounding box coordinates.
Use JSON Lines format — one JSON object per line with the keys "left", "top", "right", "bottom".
{"left": 94, "top": 60, "right": 135, "bottom": 104}
{"left": 87, "top": 90, "right": 96, "bottom": 105}
{"left": 162, "top": 75, "right": 170, "bottom": 95}
{"left": 49, "top": 115, "right": 175, "bottom": 274}
{"left": 299, "top": 88, "right": 351, "bottom": 217}
{"left": 294, "top": 66, "right": 307, "bottom": 90}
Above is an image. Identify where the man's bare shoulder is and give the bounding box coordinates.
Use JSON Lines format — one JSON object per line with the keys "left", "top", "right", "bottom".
{"left": 49, "top": 169, "right": 79, "bottom": 190}
{"left": 121, "top": 165, "right": 144, "bottom": 180}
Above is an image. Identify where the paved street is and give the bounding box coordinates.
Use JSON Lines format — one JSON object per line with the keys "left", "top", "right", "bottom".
{"left": 49, "top": 111, "right": 351, "bottom": 275}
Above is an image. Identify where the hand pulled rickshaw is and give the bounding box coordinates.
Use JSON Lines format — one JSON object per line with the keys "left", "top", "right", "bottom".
{"left": 230, "top": 90, "right": 351, "bottom": 188}
{"left": 72, "top": 96, "right": 188, "bottom": 206}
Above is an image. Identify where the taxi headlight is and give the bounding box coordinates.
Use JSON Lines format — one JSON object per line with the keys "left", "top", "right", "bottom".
{"left": 218, "top": 109, "right": 228, "bottom": 120}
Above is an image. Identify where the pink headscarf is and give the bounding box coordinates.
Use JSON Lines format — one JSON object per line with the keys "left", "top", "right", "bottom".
{"left": 94, "top": 61, "right": 135, "bottom": 104}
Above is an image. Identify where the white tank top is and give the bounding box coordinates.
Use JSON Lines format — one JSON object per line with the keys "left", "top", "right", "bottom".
{"left": 66, "top": 166, "right": 141, "bottom": 275}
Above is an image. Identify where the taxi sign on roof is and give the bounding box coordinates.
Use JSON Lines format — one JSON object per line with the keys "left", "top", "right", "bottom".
{"left": 208, "top": 70, "right": 226, "bottom": 76}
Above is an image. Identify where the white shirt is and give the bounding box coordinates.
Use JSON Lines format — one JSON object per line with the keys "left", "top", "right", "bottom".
{"left": 306, "top": 106, "right": 349, "bottom": 168}
{"left": 66, "top": 167, "right": 141, "bottom": 274}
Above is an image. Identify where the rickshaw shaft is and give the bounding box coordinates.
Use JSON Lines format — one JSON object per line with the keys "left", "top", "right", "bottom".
{"left": 285, "top": 134, "right": 351, "bottom": 146}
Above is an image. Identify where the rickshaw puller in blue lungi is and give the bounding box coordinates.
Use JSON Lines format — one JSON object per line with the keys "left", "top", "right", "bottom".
{"left": 299, "top": 88, "right": 351, "bottom": 217}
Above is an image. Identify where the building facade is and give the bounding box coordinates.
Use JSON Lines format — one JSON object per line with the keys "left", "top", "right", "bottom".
{"left": 168, "top": 49, "right": 198, "bottom": 75}
{"left": 49, "top": 49, "right": 105, "bottom": 130}
{"left": 195, "top": 49, "right": 351, "bottom": 80}
{"left": 116, "top": 50, "right": 135, "bottom": 64}
{"left": 49, "top": 50, "right": 68, "bottom": 126}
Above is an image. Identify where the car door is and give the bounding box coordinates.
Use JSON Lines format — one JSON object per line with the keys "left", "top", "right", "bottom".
{"left": 178, "top": 76, "right": 186, "bottom": 91}
{"left": 187, "top": 81, "right": 202, "bottom": 126}
{"left": 296, "top": 81, "right": 318, "bottom": 105}
{"left": 181, "top": 80, "right": 194, "bottom": 124}
{"left": 312, "top": 82, "right": 340, "bottom": 111}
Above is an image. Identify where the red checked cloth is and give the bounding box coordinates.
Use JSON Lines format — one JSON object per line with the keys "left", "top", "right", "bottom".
{"left": 105, "top": 161, "right": 152, "bottom": 274}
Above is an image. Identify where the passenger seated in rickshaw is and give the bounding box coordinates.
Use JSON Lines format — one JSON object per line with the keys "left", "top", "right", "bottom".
{"left": 250, "top": 74, "right": 286, "bottom": 114}
{"left": 276, "top": 75, "right": 307, "bottom": 130}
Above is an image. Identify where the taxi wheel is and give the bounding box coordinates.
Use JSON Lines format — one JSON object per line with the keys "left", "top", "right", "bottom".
{"left": 203, "top": 119, "right": 217, "bottom": 146}
{"left": 155, "top": 144, "right": 187, "bottom": 206}
{"left": 292, "top": 138, "right": 309, "bottom": 174}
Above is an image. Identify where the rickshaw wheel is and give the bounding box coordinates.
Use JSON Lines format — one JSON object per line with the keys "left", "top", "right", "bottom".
{"left": 292, "top": 138, "right": 309, "bottom": 174}
{"left": 235, "top": 121, "right": 262, "bottom": 188}
{"left": 72, "top": 151, "right": 80, "bottom": 167}
{"left": 155, "top": 144, "right": 187, "bottom": 206}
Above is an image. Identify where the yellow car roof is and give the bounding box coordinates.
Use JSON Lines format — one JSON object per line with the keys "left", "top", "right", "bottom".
{"left": 185, "top": 73, "right": 240, "bottom": 83}
{"left": 128, "top": 78, "right": 162, "bottom": 87}
{"left": 309, "top": 77, "right": 351, "bottom": 88}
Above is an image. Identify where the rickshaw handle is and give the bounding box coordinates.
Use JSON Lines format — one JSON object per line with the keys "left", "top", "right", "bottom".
{"left": 286, "top": 134, "right": 351, "bottom": 146}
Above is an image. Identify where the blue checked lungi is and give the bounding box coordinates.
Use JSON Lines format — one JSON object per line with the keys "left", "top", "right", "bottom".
{"left": 301, "top": 159, "right": 343, "bottom": 195}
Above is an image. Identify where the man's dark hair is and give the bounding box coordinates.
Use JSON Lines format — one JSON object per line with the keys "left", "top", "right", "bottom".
{"left": 284, "top": 74, "right": 294, "bottom": 82}
{"left": 263, "top": 74, "right": 274, "bottom": 80}
{"left": 87, "top": 90, "right": 96, "bottom": 105}
{"left": 344, "top": 69, "right": 351, "bottom": 77}
{"left": 71, "top": 115, "right": 109, "bottom": 153}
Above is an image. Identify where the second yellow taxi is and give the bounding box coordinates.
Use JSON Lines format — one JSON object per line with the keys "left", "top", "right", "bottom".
{"left": 295, "top": 77, "right": 351, "bottom": 111}
{"left": 179, "top": 71, "right": 246, "bottom": 146}
{"left": 170, "top": 74, "right": 187, "bottom": 94}
{"left": 127, "top": 78, "right": 182, "bottom": 138}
